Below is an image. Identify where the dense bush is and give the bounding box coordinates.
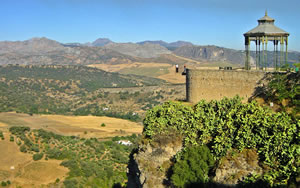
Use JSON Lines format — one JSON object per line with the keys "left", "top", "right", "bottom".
{"left": 171, "top": 145, "right": 215, "bottom": 187}
{"left": 143, "top": 96, "right": 299, "bottom": 186}
{"left": 63, "top": 179, "right": 78, "bottom": 188}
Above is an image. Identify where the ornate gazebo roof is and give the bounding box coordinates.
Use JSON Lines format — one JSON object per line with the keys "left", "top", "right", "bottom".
{"left": 244, "top": 11, "right": 289, "bottom": 37}
{"left": 243, "top": 11, "right": 289, "bottom": 71}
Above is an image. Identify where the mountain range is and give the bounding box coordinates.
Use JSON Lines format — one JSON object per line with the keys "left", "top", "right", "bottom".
{"left": 0, "top": 37, "right": 299, "bottom": 66}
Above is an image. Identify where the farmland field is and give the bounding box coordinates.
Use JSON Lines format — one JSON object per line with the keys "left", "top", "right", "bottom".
{"left": 0, "top": 132, "right": 69, "bottom": 188}
{"left": 0, "top": 112, "right": 143, "bottom": 138}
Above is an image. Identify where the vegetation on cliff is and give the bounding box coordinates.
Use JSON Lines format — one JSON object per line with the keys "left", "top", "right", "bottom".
{"left": 143, "top": 96, "right": 299, "bottom": 186}
{"left": 171, "top": 145, "right": 215, "bottom": 187}
{"left": 264, "top": 72, "right": 300, "bottom": 118}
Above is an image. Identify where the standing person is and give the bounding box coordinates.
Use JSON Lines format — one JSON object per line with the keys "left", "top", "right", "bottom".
{"left": 175, "top": 64, "right": 179, "bottom": 73}
{"left": 182, "top": 65, "right": 187, "bottom": 75}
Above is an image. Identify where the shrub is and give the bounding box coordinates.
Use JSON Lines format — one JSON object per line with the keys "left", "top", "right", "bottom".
{"left": 10, "top": 136, "right": 14, "bottom": 142}
{"left": 33, "top": 153, "right": 44, "bottom": 161}
{"left": 101, "top": 123, "right": 106, "bottom": 127}
{"left": 171, "top": 145, "right": 215, "bottom": 187}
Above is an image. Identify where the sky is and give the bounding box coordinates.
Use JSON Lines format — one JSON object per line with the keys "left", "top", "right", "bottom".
{"left": 1, "top": 0, "right": 300, "bottom": 51}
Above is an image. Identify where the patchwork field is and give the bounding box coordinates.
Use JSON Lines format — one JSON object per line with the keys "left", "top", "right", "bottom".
{"left": 0, "top": 132, "right": 68, "bottom": 187}
{"left": 0, "top": 112, "right": 143, "bottom": 138}
{"left": 88, "top": 62, "right": 171, "bottom": 76}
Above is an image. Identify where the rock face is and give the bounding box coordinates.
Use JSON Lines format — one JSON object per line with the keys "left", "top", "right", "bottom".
{"left": 128, "top": 134, "right": 264, "bottom": 187}
{"left": 128, "top": 133, "right": 183, "bottom": 188}
{"left": 213, "top": 149, "right": 263, "bottom": 186}
{"left": 174, "top": 45, "right": 246, "bottom": 65}
{"left": 137, "top": 40, "right": 193, "bottom": 49}
{"left": 104, "top": 43, "right": 172, "bottom": 58}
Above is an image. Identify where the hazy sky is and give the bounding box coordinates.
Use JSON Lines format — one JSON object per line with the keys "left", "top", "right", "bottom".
{"left": 1, "top": 0, "right": 299, "bottom": 51}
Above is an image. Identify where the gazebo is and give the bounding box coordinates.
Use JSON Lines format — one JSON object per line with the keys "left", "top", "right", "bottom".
{"left": 244, "top": 11, "right": 289, "bottom": 70}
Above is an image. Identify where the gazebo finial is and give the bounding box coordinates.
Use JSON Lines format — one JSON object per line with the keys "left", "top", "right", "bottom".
{"left": 265, "top": 9, "right": 268, "bottom": 16}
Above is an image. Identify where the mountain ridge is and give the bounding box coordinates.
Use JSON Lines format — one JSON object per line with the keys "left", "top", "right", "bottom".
{"left": 0, "top": 37, "right": 298, "bottom": 66}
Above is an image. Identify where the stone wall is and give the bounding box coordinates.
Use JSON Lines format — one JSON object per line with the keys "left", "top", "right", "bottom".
{"left": 186, "top": 69, "right": 266, "bottom": 103}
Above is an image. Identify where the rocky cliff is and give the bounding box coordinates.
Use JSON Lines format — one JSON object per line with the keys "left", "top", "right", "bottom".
{"left": 104, "top": 43, "right": 172, "bottom": 58}
{"left": 127, "top": 133, "right": 183, "bottom": 188}
{"left": 127, "top": 134, "right": 263, "bottom": 188}
{"left": 174, "top": 45, "right": 246, "bottom": 65}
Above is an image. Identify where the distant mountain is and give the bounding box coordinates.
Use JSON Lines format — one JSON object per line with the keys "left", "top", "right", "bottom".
{"left": 104, "top": 42, "right": 172, "bottom": 58}
{"left": 137, "top": 40, "right": 193, "bottom": 50}
{"left": 92, "top": 38, "right": 114, "bottom": 47}
{"left": 137, "top": 40, "right": 168, "bottom": 47}
{"left": 0, "top": 37, "right": 298, "bottom": 66}
{"left": 168, "top": 41, "right": 194, "bottom": 48}
{"left": 0, "top": 37, "right": 135, "bottom": 65}
{"left": 0, "top": 37, "right": 65, "bottom": 54}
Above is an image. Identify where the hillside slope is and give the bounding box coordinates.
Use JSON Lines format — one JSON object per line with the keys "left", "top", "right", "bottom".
{"left": 0, "top": 65, "right": 185, "bottom": 119}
